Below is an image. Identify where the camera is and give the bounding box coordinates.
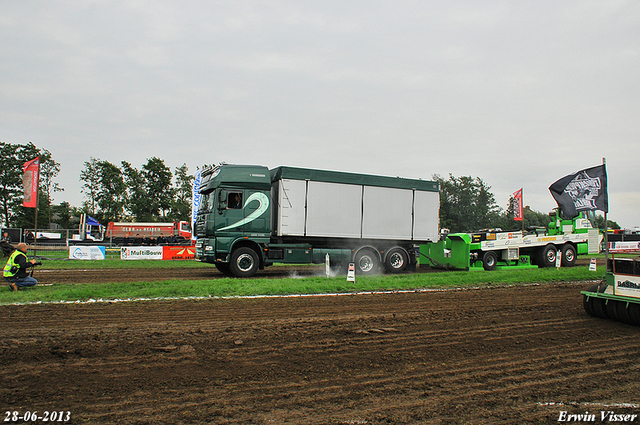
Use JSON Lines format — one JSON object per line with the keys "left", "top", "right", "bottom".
{"left": 33, "top": 261, "right": 42, "bottom": 266}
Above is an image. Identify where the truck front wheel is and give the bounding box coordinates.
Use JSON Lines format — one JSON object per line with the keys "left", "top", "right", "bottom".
{"left": 230, "top": 247, "right": 260, "bottom": 277}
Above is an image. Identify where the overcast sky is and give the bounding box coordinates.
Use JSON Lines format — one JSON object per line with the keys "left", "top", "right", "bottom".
{"left": 1, "top": 1, "right": 638, "bottom": 228}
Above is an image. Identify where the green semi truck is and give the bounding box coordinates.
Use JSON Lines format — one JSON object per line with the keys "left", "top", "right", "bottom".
{"left": 194, "top": 164, "right": 440, "bottom": 277}
{"left": 422, "top": 209, "right": 602, "bottom": 271}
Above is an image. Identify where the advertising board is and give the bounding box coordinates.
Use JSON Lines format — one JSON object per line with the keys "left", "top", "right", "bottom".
{"left": 69, "top": 246, "right": 106, "bottom": 260}
{"left": 162, "top": 246, "right": 196, "bottom": 260}
{"left": 121, "top": 246, "right": 163, "bottom": 260}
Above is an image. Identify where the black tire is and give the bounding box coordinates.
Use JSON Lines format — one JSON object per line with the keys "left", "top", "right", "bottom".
{"left": 561, "top": 245, "right": 577, "bottom": 267}
{"left": 482, "top": 251, "right": 498, "bottom": 271}
{"left": 354, "top": 249, "right": 380, "bottom": 275}
{"left": 591, "top": 297, "right": 609, "bottom": 319}
{"left": 384, "top": 248, "right": 409, "bottom": 273}
{"left": 536, "top": 244, "right": 558, "bottom": 268}
{"left": 628, "top": 303, "right": 640, "bottom": 326}
{"left": 583, "top": 284, "right": 599, "bottom": 317}
{"left": 229, "top": 247, "right": 260, "bottom": 278}
{"left": 215, "top": 262, "right": 233, "bottom": 277}
{"left": 605, "top": 300, "right": 620, "bottom": 321}
{"left": 616, "top": 301, "right": 635, "bottom": 325}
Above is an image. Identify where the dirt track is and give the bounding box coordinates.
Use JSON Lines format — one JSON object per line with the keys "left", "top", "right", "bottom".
{"left": 2, "top": 269, "right": 640, "bottom": 424}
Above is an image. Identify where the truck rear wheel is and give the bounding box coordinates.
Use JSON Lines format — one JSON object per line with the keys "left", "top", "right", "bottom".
{"left": 355, "top": 249, "right": 380, "bottom": 275}
{"left": 561, "top": 245, "right": 577, "bottom": 267}
{"left": 482, "top": 251, "right": 498, "bottom": 271}
{"left": 384, "top": 248, "right": 409, "bottom": 273}
{"left": 230, "top": 247, "right": 260, "bottom": 278}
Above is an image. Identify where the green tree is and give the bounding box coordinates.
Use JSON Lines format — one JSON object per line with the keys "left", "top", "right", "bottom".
{"left": 80, "top": 157, "right": 101, "bottom": 216}
{"left": 142, "top": 157, "right": 173, "bottom": 220}
{"left": 50, "top": 201, "right": 78, "bottom": 229}
{"left": 95, "top": 160, "right": 127, "bottom": 222}
{"left": 122, "top": 161, "right": 150, "bottom": 221}
{"left": 434, "top": 174, "right": 501, "bottom": 233}
{"left": 169, "top": 163, "right": 194, "bottom": 221}
{"left": 0, "top": 141, "right": 61, "bottom": 228}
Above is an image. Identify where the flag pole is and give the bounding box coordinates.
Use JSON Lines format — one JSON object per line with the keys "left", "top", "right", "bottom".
{"left": 521, "top": 189, "right": 525, "bottom": 233}
{"left": 603, "top": 157, "right": 608, "bottom": 272}
{"left": 33, "top": 169, "right": 40, "bottom": 257}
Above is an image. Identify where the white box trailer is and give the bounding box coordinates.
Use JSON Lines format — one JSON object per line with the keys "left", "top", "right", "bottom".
{"left": 271, "top": 167, "right": 440, "bottom": 242}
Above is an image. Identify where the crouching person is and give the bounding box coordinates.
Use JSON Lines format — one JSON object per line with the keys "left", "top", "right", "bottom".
{"left": 3, "top": 243, "right": 39, "bottom": 291}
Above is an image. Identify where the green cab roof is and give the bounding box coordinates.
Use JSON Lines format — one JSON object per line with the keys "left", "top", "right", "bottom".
{"left": 199, "top": 164, "right": 271, "bottom": 193}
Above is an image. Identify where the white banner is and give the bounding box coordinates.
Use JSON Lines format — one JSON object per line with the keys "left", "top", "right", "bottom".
{"left": 69, "top": 246, "right": 106, "bottom": 260}
{"left": 121, "top": 246, "right": 163, "bottom": 260}
{"left": 609, "top": 241, "right": 640, "bottom": 253}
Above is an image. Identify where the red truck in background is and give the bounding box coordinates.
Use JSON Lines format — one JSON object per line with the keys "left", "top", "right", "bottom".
{"left": 106, "top": 221, "right": 192, "bottom": 245}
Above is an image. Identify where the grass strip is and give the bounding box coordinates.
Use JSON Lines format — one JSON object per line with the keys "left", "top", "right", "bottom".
{"left": 0, "top": 266, "right": 604, "bottom": 306}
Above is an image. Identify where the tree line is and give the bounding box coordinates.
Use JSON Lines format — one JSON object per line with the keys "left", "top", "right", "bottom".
{"left": 0, "top": 141, "right": 617, "bottom": 232}
{"left": 0, "top": 141, "right": 195, "bottom": 230}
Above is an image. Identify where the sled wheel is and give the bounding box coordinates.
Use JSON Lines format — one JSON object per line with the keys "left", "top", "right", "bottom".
{"left": 230, "top": 247, "right": 260, "bottom": 278}
{"left": 482, "top": 251, "right": 498, "bottom": 271}
{"left": 561, "top": 245, "right": 577, "bottom": 267}
{"left": 384, "top": 248, "right": 409, "bottom": 273}
{"left": 627, "top": 303, "right": 640, "bottom": 326}
{"left": 591, "top": 297, "right": 609, "bottom": 319}
{"left": 605, "top": 299, "right": 620, "bottom": 322}
{"left": 583, "top": 284, "right": 599, "bottom": 317}
{"left": 616, "top": 301, "right": 635, "bottom": 325}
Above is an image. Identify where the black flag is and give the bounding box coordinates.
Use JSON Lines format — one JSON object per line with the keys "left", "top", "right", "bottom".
{"left": 549, "top": 164, "right": 608, "bottom": 218}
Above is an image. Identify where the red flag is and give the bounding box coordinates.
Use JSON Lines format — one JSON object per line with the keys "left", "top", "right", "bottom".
{"left": 512, "top": 188, "right": 523, "bottom": 221}
{"left": 23, "top": 157, "right": 40, "bottom": 208}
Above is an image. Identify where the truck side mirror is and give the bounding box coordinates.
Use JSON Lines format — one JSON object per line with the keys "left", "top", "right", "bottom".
{"left": 218, "top": 189, "right": 227, "bottom": 210}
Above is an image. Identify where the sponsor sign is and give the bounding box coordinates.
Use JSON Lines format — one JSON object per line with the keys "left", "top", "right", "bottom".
{"left": 589, "top": 258, "right": 597, "bottom": 271}
{"left": 23, "top": 157, "right": 40, "bottom": 208}
{"left": 121, "top": 246, "right": 163, "bottom": 260}
{"left": 69, "top": 246, "right": 106, "bottom": 260}
{"left": 614, "top": 274, "right": 640, "bottom": 299}
{"left": 512, "top": 188, "right": 523, "bottom": 221}
{"left": 162, "top": 246, "right": 196, "bottom": 261}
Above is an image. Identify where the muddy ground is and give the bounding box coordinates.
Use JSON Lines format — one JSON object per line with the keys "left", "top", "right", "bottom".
{"left": 1, "top": 265, "right": 639, "bottom": 424}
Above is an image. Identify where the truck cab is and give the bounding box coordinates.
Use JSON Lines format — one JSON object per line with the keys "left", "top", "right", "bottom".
{"left": 194, "top": 165, "right": 272, "bottom": 275}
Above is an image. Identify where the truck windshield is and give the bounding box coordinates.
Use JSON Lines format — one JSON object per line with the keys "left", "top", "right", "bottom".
{"left": 199, "top": 191, "right": 215, "bottom": 213}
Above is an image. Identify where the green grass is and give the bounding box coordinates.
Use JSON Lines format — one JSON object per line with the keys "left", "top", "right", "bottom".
{"left": 0, "top": 260, "right": 605, "bottom": 306}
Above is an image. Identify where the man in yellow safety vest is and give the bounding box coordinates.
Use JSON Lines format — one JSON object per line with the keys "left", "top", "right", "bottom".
{"left": 3, "top": 243, "right": 39, "bottom": 291}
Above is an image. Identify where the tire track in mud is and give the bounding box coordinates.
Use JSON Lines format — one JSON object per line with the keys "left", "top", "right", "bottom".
{"left": 1, "top": 282, "right": 639, "bottom": 424}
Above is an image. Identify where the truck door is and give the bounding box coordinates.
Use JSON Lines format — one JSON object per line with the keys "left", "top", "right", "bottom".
{"left": 217, "top": 190, "right": 246, "bottom": 236}
{"left": 242, "top": 190, "right": 270, "bottom": 234}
